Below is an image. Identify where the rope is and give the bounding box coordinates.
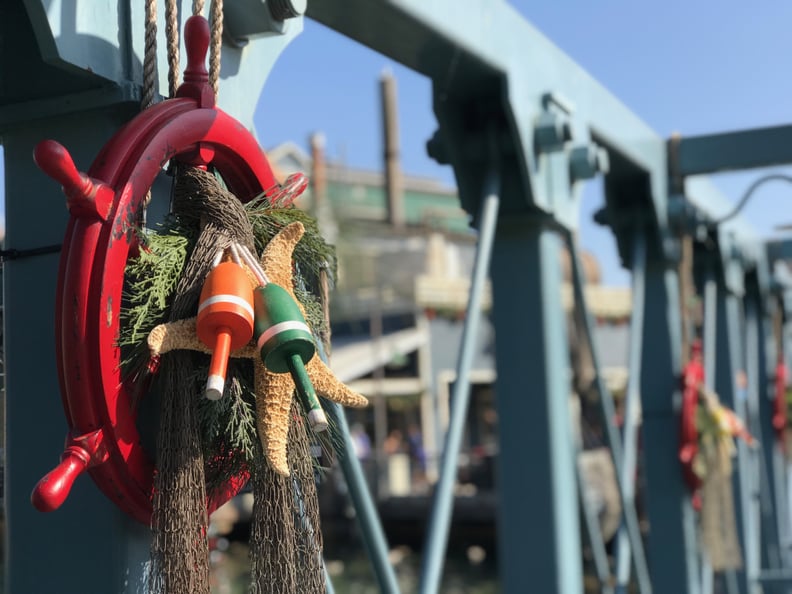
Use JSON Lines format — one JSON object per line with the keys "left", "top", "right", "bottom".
{"left": 165, "top": 0, "right": 180, "bottom": 98}
{"left": 209, "top": 0, "right": 223, "bottom": 96}
{"left": 678, "top": 235, "right": 695, "bottom": 366}
{"left": 144, "top": 0, "right": 223, "bottom": 104}
{"left": 142, "top": 0, "right": 158, "bottom": 109}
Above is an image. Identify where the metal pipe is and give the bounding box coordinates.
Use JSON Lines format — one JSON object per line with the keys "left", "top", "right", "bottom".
{"left": 567, "top": 230, "right": 652, "bottom": 593}
{"left": 323, "top": 395, "right": 401, "bottom": 594}
{"left": 615, "top": 229, "right": 647, "bottom": 591}
{"left": 578, "top": 455, "right": 615, "bottom": 594}
{"left": 418, "top": 169, "right": 500, "bottom": 594}
{"left": 744, "top": 290, "right": 776, "bottom": 578}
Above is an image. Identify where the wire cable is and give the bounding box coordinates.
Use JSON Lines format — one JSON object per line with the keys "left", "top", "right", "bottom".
{"left": 711, "top": 173, "right": 792, "bottom": 225}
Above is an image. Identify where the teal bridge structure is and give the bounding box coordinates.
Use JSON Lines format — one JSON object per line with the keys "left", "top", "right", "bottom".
{"left": 3, "top": 2, "right": 792, "bottom": 593}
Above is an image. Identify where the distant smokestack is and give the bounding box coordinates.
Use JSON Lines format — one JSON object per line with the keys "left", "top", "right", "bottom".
{"left": 380, "top": 69, "right": 405, "bottom": 229}
{"left": 310, "top": 132, "right": 337, "bottom": 244}
{"left": 310, "top": 132, "right": 327, "bottom": 215}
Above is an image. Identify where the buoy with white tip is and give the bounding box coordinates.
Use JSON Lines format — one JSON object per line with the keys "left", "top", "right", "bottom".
{"left": 196, "top": 254, "right": 255, "bottom": 400}
{"left": 237, "top": 243, "right": 329, "bottom": 431}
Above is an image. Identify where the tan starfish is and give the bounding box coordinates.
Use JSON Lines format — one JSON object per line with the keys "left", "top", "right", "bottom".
{"left": 147, "top": 222, "right": 368, "bottom": 476}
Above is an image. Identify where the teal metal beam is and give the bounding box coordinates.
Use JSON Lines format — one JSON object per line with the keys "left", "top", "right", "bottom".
{"left": 674, "top": 125, "right": 792, "bottom": 177}
{"left": 745, "top": 279, "right": 785, "bottom": 578}
{"left": 638, "top": 253, "right": 700, "bottom": 594}
{"left": 17, "top": 0, "right": 304, "bottom": 130}
{"left": 766, "top": 239, "right": 792, "bottom": 263}
{"left": 0, "top": 84, "right": 139, "bottom": 131}
{"left": 309, "top": 0, "right": 669, "bottom": 235}
{"left": 490, "top": 216, "right": 582, "bottom": 594}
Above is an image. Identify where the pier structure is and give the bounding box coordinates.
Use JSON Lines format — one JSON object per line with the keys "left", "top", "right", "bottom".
{"left": 4, "top": 2, "right": 792, "bottom": 592}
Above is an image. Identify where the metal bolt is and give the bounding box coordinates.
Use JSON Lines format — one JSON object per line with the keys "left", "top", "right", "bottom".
{"left": 535, "top": 112, "right": 571, "bottom": 152}
{"left": 569, "top": 144, "right": 608, "bottom": 181}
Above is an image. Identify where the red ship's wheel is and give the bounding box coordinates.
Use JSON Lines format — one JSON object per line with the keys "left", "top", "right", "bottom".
{"left": 31, "top": 16, "right": 277, "bottom": 524}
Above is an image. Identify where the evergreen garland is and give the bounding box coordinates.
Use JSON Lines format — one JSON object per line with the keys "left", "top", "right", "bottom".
{"left": 118, "top": 197, "right": 335, "bottom": 492}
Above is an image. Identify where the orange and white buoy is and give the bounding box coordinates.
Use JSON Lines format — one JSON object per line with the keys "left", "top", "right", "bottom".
{"left": 196, "top": 256, "right": 255, "bottom": 400}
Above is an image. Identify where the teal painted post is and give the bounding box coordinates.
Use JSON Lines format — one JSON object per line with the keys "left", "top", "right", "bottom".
{"left": 419, "top": 170, "right": 499, "bottom": 594}
{"left": 745, "top": 283, "right": 784, "bottom": 576}
{"left": 3, "top": 110, "right": 150, "bottom": 594}
{"left": 714, "top": 271, "right": 754, "bottom": 594}
{"left": 638, "top": 254, "right": 701, "bottom": 594}
{"left": 490, "top": 216, "right": 582, "bottom": 594}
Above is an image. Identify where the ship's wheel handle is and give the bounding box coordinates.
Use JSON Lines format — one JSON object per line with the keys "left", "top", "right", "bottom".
{"left": 33, "top": 140, "right": 114, "bottom": 220}
{"left": 31, "top": 429, "right": 108, "bottom": 512}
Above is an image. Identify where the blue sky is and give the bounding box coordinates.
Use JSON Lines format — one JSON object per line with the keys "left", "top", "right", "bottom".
{"left": 5, "top": 3, "right": 791, "bottom": 285}
{"left": 254, "top": 2, "right": 792, "bottom": 286}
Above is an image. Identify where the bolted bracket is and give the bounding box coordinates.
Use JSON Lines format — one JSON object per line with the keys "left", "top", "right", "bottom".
{"left": 569, "top": 144, "right": 609, "bottom": 182}
{"left": 224, "top": 0, "right": 306, "bottom": 42}
{"left": 535, "top": 92, "right": 573, "bottom": 153}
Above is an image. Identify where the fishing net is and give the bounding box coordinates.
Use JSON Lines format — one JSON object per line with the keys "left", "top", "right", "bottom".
{"left": 148, "top": 167, "right": 255, "bottom": 593}
{"left": 249, "top": 401, "right": 325, "bottom": 593}
{"left": 698, "top": 435, "right": 743, "bottom": 570}
{"left": 145, "top": 167, "right": 326, "bottom": 592}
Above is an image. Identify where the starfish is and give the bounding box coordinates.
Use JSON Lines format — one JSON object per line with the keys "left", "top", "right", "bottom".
{"left": 147, "top": 222, "right": 368, "bottom": 476}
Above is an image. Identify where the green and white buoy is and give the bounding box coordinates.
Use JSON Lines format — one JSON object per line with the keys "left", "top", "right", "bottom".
{"left": 237, "top": 243, "right": 329, "bottom": 431}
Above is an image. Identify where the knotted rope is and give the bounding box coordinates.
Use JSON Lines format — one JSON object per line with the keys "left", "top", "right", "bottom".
{"left": 209, "top": 0, "right": 224, "bottom": 96}
{"left": 141, "top": 0, "right": 158, "bottom": 109}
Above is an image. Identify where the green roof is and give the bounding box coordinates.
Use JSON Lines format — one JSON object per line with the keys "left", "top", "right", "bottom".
{"left": 326, "top": 180, "right": 472, "bottom": 234}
